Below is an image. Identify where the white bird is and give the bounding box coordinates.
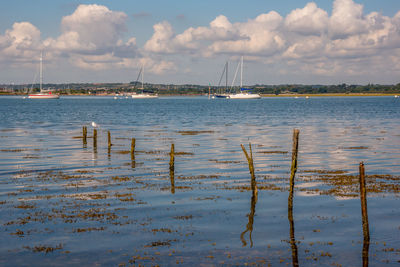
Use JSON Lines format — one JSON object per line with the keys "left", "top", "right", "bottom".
{"left": 91, "top": 121, "right": 98, "bottom": 128}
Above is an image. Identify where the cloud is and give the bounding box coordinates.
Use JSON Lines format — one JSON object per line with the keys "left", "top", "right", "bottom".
{"left": 43, "top": 4, "right": 145, "bottom": 71}
{"left": 285, "top": 2, "right": 329, "bottom": 35}
{"left": 1, "top": 0, "right": 400, "bottom": 83}
{"left": 0, "top": 22, "right": 42, "bottom": 62}
{"left": 48, "top": 4, "right": 128, "bottom": 54}
{"left": 143, "top": 21, "right": 175, "bottom": 53}
{"left": 141, "top": 0, "right": 400, "bottom": 81}
{"left": 329, "top": 0, "right": 367, "bottom": 39}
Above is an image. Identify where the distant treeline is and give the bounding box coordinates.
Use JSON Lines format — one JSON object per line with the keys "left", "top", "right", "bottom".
{"left": 1, "top": 82, "right": 400, "bottom": 95}
{"left": 254, "top": 83, "right": 400, "bottom": 95}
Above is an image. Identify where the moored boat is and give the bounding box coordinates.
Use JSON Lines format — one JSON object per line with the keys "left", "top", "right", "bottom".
{"left": 27, "top": 52, "right": 60, "bottom": 99}
{"left": 228, "top": 56, "right": 261, "bottom": 99}
{"left": 131, "top": 65, "right": 158, "bottom": 99}
{"left": 28, "top": 92, "right": 59, "bottom": 99}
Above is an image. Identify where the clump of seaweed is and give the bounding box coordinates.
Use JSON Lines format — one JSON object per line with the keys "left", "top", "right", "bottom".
{"left": 299, "top": 173, "right": 400, "bottom": 197}
{"left": 24, "top": 243, "right": 63, "bottom": 253}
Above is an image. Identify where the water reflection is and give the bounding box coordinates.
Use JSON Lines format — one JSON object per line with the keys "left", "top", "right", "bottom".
{"left": 359, "top": 162, "right": 370, "bottom": 267}
{"left": 288, "top": 197, "right": 299, "bottom": 267}
{"left": 170, "top": 143, "right": 175, "bottom": 194}
{"left": 240, "top": 188, "right": 257, "bottom": 247}
{"left": 170, "top": 169, "right": 175, "bottom": 194}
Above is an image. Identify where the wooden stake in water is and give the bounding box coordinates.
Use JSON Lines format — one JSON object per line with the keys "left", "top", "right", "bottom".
{"left": 169, "top": 143, "right": 175, "bottom": 194}
{"left": 107, "top": 131, "right": 112, "bottom": 149}
{"left": 359, "top": 162, "right": 370, "bottom": 267}
{"left": 241, "top": 143, "right": 256, "bottom": 192}
{"left": 288, "top": 129, "right": 300, "bottom": 206}
{"left": 359, "top": 162, "right": 369, "bottom": 239}
{"left": 288, "top": 129, "right": 299, "bottom": 267}
{"left": 82, "top": 126, "right": 87, "bottom": 145}
{"left": 130, "top": 138, "right": 136, "bottom": 168}
{"left": 93, "top": 129, "right": 97, "bottom": 148}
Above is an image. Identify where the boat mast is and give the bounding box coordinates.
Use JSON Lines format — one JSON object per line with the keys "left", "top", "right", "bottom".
{"left": 240, "top": 56, "right": 243, "bottom": 88}
{"left": 225, "top": 61, "right": 228, "bottom": 92}
{"left": 40, "top": 51, "right": 43, "bottom": 92}
{"left": 141, "top": 64, "right": 144, "bottom": 90}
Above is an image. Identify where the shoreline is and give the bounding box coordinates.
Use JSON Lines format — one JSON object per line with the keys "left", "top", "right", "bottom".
{"left": 1, "top": 93, "right": 399, "bottom": 97}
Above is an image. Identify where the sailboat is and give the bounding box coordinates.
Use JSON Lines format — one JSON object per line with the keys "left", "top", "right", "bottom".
{"left": 228, "top": 56, "right": 261, "bottom": 99}
{"left": 28, "top": 52, "right": 60, "bottom": 99}
{"left": 213, "top": 62, "right": 230, "bottom": 99}
{"left": 131, "top": 65, "right": 158, "bottom": 99}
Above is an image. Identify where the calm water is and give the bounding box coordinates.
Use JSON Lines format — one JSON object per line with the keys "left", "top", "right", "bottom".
{"left": 0, "top": 96, "right": 399, "bottom": 266}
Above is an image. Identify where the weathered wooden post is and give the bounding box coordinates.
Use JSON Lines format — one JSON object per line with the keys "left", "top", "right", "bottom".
{"left": 288, "top": 129, "right": 299, "bottom": 267}
{"left": 93, "top": 128, "right": 97, "bottom": 148}
{"left": 241, "top": 143, "right": 256, "bottom": 193}
{"left": 131, "top": 138, "right": 136, "bottom": 168}
{"left": 288, "top": 129, "right": 300, "bottom": 206}
{"left": 359, "top": 162, "right": 370, "bottom": 267}
{"left": 107, "top": 131, "right": 112, "bottom": 149}
{"left": 240, "top": 143, "right": 258, "bottom": 247}
{"left": 83, "top": 126, "right": 87, "bottom": 143}
{"left": 82, "top": 126, "right": 87, "bottom": 147}
{"left": 169, "top": 143, "right": 175, "bottom": 194}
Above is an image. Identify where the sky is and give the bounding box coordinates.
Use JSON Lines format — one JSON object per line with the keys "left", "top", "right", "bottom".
{"left": 1, "top": 0, "right": 400, "bottom": 85}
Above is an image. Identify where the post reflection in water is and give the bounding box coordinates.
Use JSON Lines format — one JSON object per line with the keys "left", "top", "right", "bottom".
{"left": 359, "top": 162, "right": 370, "bottom": 267}
{"left": 288, "top": 193, "right": 299, "bottom": 267}
{"left": 131, "top": 153, "right": 136, "bottom": 169}
{"left": 240, "top": 188, "right": 258, "bottom": 247}
{"left": 169, "top": 143, "right": 175, "bottom": 194}
{"left": 170, "top": 169, "right": 175, "bottom": 194}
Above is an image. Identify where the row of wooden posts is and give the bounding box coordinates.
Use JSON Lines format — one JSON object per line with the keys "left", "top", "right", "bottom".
{"left": 82, "top": 126, "right": 370, "bottom": 266}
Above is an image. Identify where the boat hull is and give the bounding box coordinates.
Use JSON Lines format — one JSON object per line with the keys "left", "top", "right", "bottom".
{"left": 228, "top": 93, "right": 261, "bottom": 99}
{"left": 28, "top": 94, "right": 60, "bottom": 99}
{"left": 213, "top": 94, "right": 230, "bottom": 99}
{"left": 131, "top": 94, "right": 158, "bottom": 99}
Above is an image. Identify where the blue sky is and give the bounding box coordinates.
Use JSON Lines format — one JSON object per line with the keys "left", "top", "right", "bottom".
{"left": 1, "top": 0, "right": 400, "bottom": 85}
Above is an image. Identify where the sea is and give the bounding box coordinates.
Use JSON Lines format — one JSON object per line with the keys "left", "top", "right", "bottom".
{"left": 0, "top": 95, "right": 399, "bottom": 266}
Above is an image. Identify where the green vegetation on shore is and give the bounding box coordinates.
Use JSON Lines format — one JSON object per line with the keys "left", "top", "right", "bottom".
{"left": 1, "top": 82, "right": 399, "bottom": 96}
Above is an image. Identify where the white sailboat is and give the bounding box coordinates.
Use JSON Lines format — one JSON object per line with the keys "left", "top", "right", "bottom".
{"left": 228, "top": 56, "right": 261, "bottom": 99}
{"left": 131, "top": 65, "right": 158, "bottom": 99}
{"left": 28, "top": 52, "right": 60, "bottom": 99}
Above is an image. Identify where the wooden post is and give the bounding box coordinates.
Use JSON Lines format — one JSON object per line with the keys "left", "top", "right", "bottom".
{"left": 82, "top": 126, "right": 87, "bottom": 146}
{"left": 241, "top": 143, "right": 256, "bottom": 192}
{"left": 288, "top": 129, "right": 300, "bottom": 206}
{"left": 359, "top": 162, "right": 370, "bottom": 267}
{"left": 359, "top": 162, "right": 369, "bottom": 239}
{"left": 169, "top": 144, "right": 175, "bottom": 194}
{"left": 240, "top": 142, "right": 258, "bottom": 248}
{"left": 107, "top": 131, "right": 112, "bottom": 149}
{"left": 287, "top": 129, "right": 300, "bottom": 267}
{"left": 169, "top": 144, "right": 175, "bottom": 172}
{"left": 131, "top": 138, "right": 136, "bottom": 168}
{"left": 93, "top": 128, "right": 97, "bottom": 148}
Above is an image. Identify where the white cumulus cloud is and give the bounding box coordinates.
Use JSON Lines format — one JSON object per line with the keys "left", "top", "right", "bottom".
{"left": 285, "top": 2, "right": 329, "bottom": 35}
